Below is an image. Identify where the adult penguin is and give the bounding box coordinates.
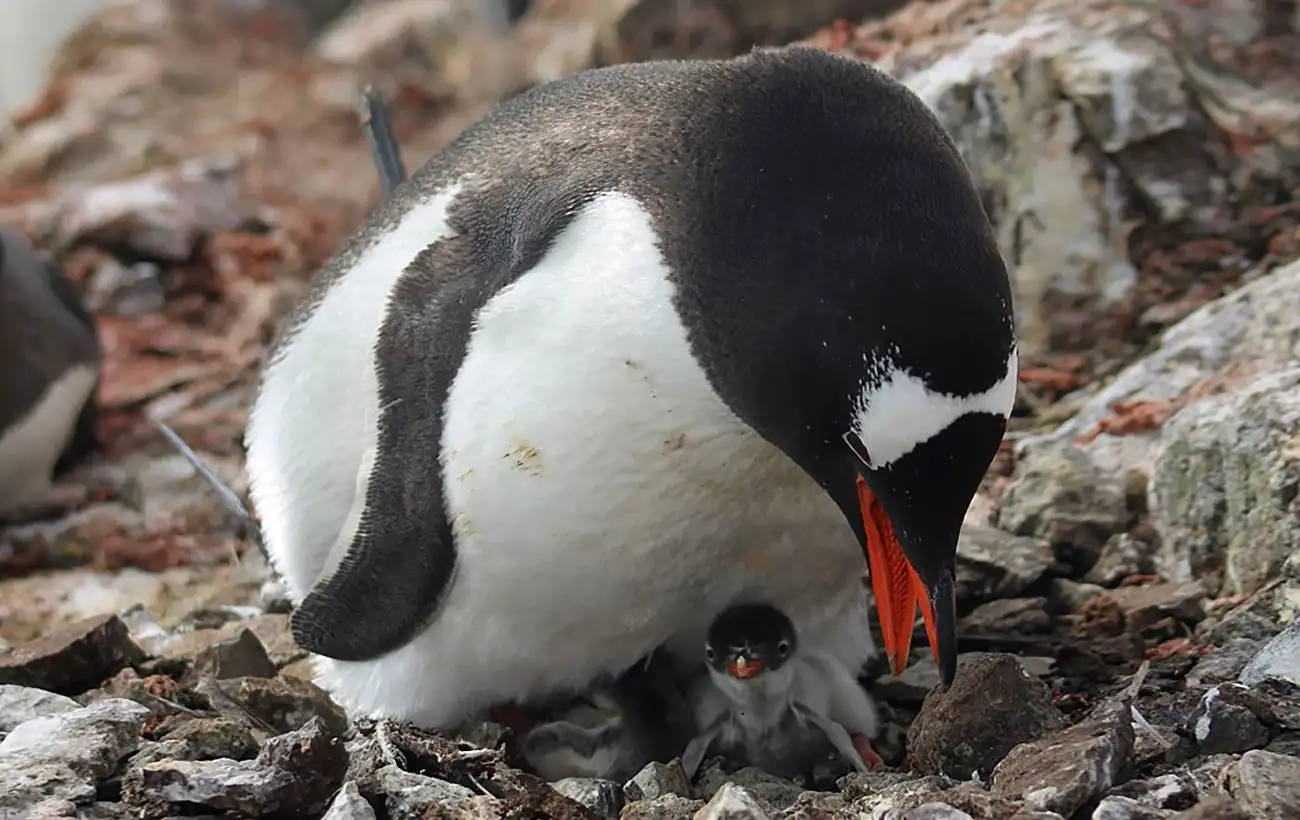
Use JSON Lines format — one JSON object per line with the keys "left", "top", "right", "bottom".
{"left": 244, "top": 44, "right": 1020, "bottom": 729}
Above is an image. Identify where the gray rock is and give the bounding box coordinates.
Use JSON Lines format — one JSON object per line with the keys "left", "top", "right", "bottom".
{"left": 1169, "top": 796, "right": 1251, "bottom": 820}
{"left": 1088, "top": 534, "right": 1159, "bottom": 587}
{"left": 1220, "top": 749, "right": 1300, "bottom": 819}
{"left": 1239, "top": 617, "right": 1300, "bottom": 687}
{"left": 1104, "top": 581, "right": 1207, "bottom": 635}
{"left": 552, "top": 777, "right": 622, "bottom": 820}
{"left": 188, "top": 629, "right": 279, "bottom": 680}
{"left": 121, "top": 716, "right": 348, "bottom": 818}
{"left": 908, "top": 653, "right": 1066, "bottom": 780}
{"left": 1190, "top": 684, "right": 1271, "bottom": 756}
{"left": 0, "top": 614, "right": 145, "bottom": 694}
{"left": 992, "top": 694, "right": 1136, "bottom": 817}
{"left": 696, "top": 766, "right": 803, "bottom": 812}
{"left": 624, "top": 760, "right": 690, "bottom": 802}
{"left": 997, "top": 444, "right": 1128, "bottom": 572}
{"left": 76, "top": 802, "right": 133, "bottom": 819}
{"left": 161, "top": 716, "right": 260, "bottom": 760}
{"left": 618, "top": 794, "right": 703, "bottom": 820}
{"left": 1151, "top": 367, "right": 1300, "bottom": 600}
{"left": 960, "top": 597, "right": 1052, "bottom": 634}
{"left": 954, "top": 524, "right": 1056, "bottom": 606}
{"left": 0, "top": 684, "right": 80, "bottom": 734}
{"left": 0, "top": 698, "right": 150, "bottom": 813}
{"left": 370, "top": 765, "right": 476, "bottom": 818}
{"left": 1189, "top": 639, "right": 1264, "bottom": 686}
{"left": 322, "top": 781, "right": 377, "bottom": 820}
{"left": 850, "top": 777, "right": 1016, "bottom": 818}
{"left": 193, "top": 674, "right": 349, "bottom": 734}
{"left": 904, "top": 803, "right": 974, "bottom": 820}
{"left": 1050, "top": 578, "right": 1107, "bottom": 613}
{"left": 874, "top": 659, "right": 942, "bottom": 703}
{"left": 696, "top": 783, "right": 770, "bottom": 820}
{"left": 1093, "top": 796, "right": 1175, "bottom": 819}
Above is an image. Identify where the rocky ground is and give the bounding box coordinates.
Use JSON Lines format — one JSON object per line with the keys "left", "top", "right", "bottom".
{"left": 4, "top": 0, "right": 1300, "bottom": 818}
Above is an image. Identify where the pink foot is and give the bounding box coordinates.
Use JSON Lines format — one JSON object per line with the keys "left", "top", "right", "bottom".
{"left": 852, "top": 733, "right": 884, "bottom": 769}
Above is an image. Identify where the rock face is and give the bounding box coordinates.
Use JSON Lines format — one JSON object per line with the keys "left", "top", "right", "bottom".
{"left": 1151, "top": 368, "right": 1300, "bottom": 599}
{"left": 830, "top": 0, "right": 1300, "bottom": 358}
{"left": 1011, "top": 256, "right": 1300, "bottom": 621}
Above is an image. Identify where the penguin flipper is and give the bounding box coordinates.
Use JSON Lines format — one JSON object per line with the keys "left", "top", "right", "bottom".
{"left": 792, "top": 701, "right": 868, "bottom": 774}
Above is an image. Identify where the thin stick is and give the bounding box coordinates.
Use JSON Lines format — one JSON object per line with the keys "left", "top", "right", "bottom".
{"left": 357, "top": 85, "right": 408, "bottom": 197}
{"left": 152, "top": 417, "right": 267, "bottom": 558}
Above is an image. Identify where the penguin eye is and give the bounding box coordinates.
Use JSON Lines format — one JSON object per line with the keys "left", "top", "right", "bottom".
{"left": 705, "top": 646, "right": 716, "bottom": 663}
{"left": 843, "top": 431, "right": 874, "bottom": 470}
{"left": 777, "top": 640, "right": 791, "bottom": 658}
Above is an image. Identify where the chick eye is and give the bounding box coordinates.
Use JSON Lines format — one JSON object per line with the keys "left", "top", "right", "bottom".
{"left": 777, "top": 640, "right": 791, "bottom": 658}
{"left": 705, "top": 646, "right": 716, "bottom": 663}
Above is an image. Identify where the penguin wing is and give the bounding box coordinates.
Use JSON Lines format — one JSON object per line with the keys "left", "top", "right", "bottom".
{"left": 796, "top": 650, "right": 880, "bottom": 738}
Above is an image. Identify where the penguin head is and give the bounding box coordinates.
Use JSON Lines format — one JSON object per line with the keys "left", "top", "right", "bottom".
{"left": 704, "top": 602, "right": 798, "bottom": 684}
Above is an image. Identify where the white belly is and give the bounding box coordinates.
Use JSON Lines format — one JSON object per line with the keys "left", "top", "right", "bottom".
{"left": 259, "top": 189, "right": 874, "bottom": 727}
{"left": 0, "top": 364, "right": 96, "bottom": 516}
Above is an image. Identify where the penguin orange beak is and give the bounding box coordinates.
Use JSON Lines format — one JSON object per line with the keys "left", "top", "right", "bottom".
{"left": 728, "top": 656, "right": 764, "bottom": 679}
{"left": 857, "top": 475, "right": 941, "bottom": 678}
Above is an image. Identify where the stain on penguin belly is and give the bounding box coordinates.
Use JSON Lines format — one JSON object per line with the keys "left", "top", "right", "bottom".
{"left": 310, "top": 193, "right": 874, "bottom": 727}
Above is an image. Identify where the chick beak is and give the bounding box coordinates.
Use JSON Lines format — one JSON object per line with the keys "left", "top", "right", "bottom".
{"left": 856, "top": 475, "right": 953, "bottom": 682}
{"left": 728, "top": 655, "right": 765, "bottom": 680}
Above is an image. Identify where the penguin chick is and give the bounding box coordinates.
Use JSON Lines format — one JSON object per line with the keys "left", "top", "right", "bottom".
{"left": 682, "top": 603, "right": 883, "bottom": 780}
{"left": 0, "top": 224, "right": 100, "bottom": 519}
{"left": 518, "top": 650, "right": 697, "bottom": 781}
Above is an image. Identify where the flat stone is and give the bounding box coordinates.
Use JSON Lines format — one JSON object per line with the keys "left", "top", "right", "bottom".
{"left": 696, "top": 766, "right": 804, "bottom": 812}
{"left": 552, "top": 777, "right": 622, "bottom": 820}
{"left": 0, "top": 614, "right": 145, "bottom": 694}
{"left": 696, "top": 783, "right": 771, "bottom": 820}
{"left": 189, "top": 629, "right": 278, "bottom": 680}
{"left": 1239, "top": 617, "right": 1300, "bottom": 687}
{"left": 908, "top": 653, "right": 1066, "bottom": 780}
{"left": 1220, "top": 749, "right": 1300, "bottom": 819}
{"left": 954, "top": 525, "right": 1057, "bottom": 606}
{"left": 1050, "top": 578, "right": 1108, "bottom": 614}
{"left": 0, "top": 698, "right": 150, "bottom": 813}
{"left": 322, "top": 780, "right": 377, "bottom": 820}
{"left": 1189, "top": 639, "right": 1263, "bottom": 686}
{"left": 159, "top": 716, "right": 259, "bottom": 760}
{"left": 369, "top": 764, "right": 476, "bottom": 818}
{"left": 624, "top": 760, "right": 691, "bottom": 802}
{"left": 874, "top": 658, "right": 943, "bottom": 703}
{"left": 0, "top": 684, "right": 81, "bottom": 734}
{"left": 619, "top": 794, "right": 703, "bottom": 820}
{"left": 1168, "top": 796, "right": 1251, "bottom": 820}
{"left": 902, "top": 803, "right": 974, "bottom": 820}
{"left": 193, "top": 674, "right": 348, "bottom": 734}
{"left": 121, "top": 716, "right": 348, "bottom": 818}
{"left": 992, "top": 694, "right": 1136, "bottom": 817}
{"left": 1093, "top": 796, "right": 1175, "bottom": 819}
{"left": 960, "top": 598, "right": 1052, "bottom": 635}
{"left": 1107, "top": 772, "right": 1199, "bottom": 811}
{"left": 1102, "top": 582, "right": 1207, "bottom": 635}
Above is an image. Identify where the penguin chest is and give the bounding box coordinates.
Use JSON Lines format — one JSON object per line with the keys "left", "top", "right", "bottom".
{"left": 436, "top": 192, "right": 866, "bottom": 672}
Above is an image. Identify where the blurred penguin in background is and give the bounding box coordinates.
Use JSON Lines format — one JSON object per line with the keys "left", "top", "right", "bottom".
{"left": 0, "top": 224, "right": 101, "bottom": 520}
